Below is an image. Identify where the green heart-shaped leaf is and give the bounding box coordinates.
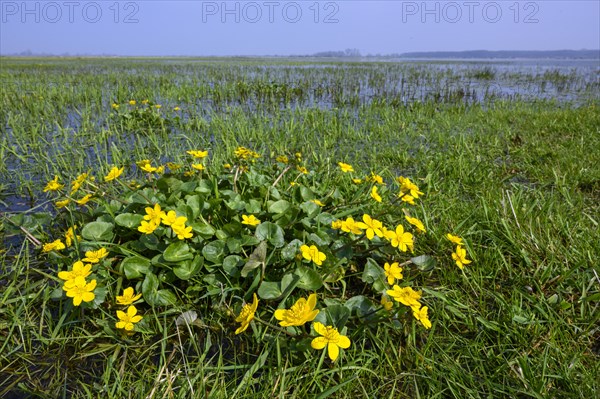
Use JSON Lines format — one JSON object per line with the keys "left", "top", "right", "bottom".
{"left": 122, "top": 256, "right": 152, "bottom": 279}
{"left": 164, "top": 242, "right": 193, "bottom": 262}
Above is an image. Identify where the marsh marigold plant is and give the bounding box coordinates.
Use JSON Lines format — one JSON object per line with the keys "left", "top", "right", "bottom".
{"left": 34, "top": 147, "right": 474, "bottom": 365}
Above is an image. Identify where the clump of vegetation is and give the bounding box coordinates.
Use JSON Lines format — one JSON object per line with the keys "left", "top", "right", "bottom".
{"left": 38, "top": 147, "right": 469, "bottom": 363}
{"left": 109, "top": 99, "right": 181, "bottom": 134}
{"left": 469, "top": 66, "right": 496, "bottom": 80}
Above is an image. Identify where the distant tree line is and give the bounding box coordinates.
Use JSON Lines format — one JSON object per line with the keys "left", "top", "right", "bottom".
{"left": 311, "top": 48, "right": 362, "bottom": 58}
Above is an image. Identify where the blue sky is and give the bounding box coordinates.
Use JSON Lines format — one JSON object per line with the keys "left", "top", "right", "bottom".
{"left": 1, "top": 1, "right": 599, "bottom": 55}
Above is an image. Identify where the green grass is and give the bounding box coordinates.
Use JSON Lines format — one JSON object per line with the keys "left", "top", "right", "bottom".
{"left": 1, "top": 58, "right": 599, "bottom": 398}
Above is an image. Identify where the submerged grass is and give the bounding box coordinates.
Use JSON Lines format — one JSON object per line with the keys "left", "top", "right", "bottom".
{"left": 1, "top": 58, "right": 599, "bottom": 397}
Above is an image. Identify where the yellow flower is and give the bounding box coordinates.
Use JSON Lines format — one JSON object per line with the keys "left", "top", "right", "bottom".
{"left": 297, "top": 166, "right": 308, "bottom": 175}
{"left": 144, "top": 204, "right": 165, "bottom": 225}
{"left": 235, "top": 293, "right": 259, "bottom": 334}
{"left": 311, "top": 322, "right": 351, "bottom": 361}
{"left": 71, "top": 183, "right": 82, "bottom": 195}
{"left": 386, "top": 285, "right": 421, "bottom": 308}
{"left": 413, "top": 306, "right": 432, "bottom": 329}
{"left": 111, "top": 103, "right": 119, "bottom": 109}
{"left": 104, "top": 166, "right": 124, "bottom": 182}
{"left": 331, "top": 220, "right": 343, "bottom": 230}
{"left": 405, "top": 216, "right": 426, "bottom": 233}
{"left": 300, "top": 244, "right": 326, "bottom": 266}
{"left": 174, "top": 106, "right": 181, "bottom": 111}
{"left": 187, "top": 150, "right": 209, "bottom": 159}
{"left": 223, "top": 163, "right": 232, "bottom": 169}
{"left": 154, "top": 104, "right": 162, "bottom": 109}
{"left": 276, "top": 155, "right": 289, "bottom": 164}
{"left": 55, "top": 198, "right": 71, "bottom": 208}
{"left": 116, "top": 305, "right": 143, "bottom": 331}
{"left": 161, "top": 211, "right": 186, "bottom": 227}
{"left": 241, "top": 215, "right": 261, "bottom": 227}
{"left": 82, "top": 247, "right": 108, "bottom": 264}
{"left": 64, "top": 276, "right": 97, "bottom": 306}
{"left": 380, "top": 295, "right": 394, "bottom": 311}
{"left": 446, "top": 233, "right": 463, "bottom": 246}
{"left": 274, "top": 293, "right": 320, "bottom": 327}
{"left": 340, "top": 217, "right": 364, "bottom": 235}
{"left": 367, "top": 173, "right": 384, "bottom": 185}
{"left": 70, "top": 172, "right": 89, "bottom": 194}
{"left": 451, "top": 246, "right": 472, "bottom": 269}
{"left": 384, "top": 262, "right": 403, "bottom": 285}
{"left": 136, "top": 159, "right": 151, "bottom": 167}
{"left": 116, "top": 287, "right": 142, "bottom": 305}
{"left": 370, "top": 186, "right": 382, "bottom": 202}
{"left": 311, "top": 199, "right": 325, "bottom": 207}
{"left": 155, "top": 165, "right": 165, "bottom": 174}
{"left": 401, "top": 194, "right": 416, "bottom": 205}
{"left": 234, "top": 146, "right": 260, "bottom": 160}
{"left": 166, "top": 162, "right": 182, "bottom": 170}
{"left": 129, "top": 100, "right": 136, "bottom": 105}
{"left": 43, "top": 176, "right": 64, "bottom": 192}
{"left": 338, "top": 162, "right": 354, "bottom": 173}
{"left": 234, "top": 147, "right": 249, "bottom": 158}
{"left": 191, "top": 163, "right": 205, "bottom": 171}
{"left": 141, "top": 99, "right": 149, "bottom": 105}
{"left": 140, "top": 163, "right": 157, "bottom": 173}
{"left": 352, "top": 178, "right": 363, "bottom": 184}
{"left": 385, "top": 225, "right": 414, "bottom": 252}
{"left": 381, "top": 226, "right": 389, "bottom": 237}
{"left": 42, "top": 239, "right": 65, "bottom": 253}
{"left": 75, "top": 194, "right": 93, "bottom": 206}
{"left": 138, "top": 220, "right": 158, "bottom": 234}
{"left": 172, "top": 222, "right": 193, "bottom": 240}
{"left": 397, "top": 176, "right": 424, "bottom": 198}
{"left": 360, "top": 214, "right": 384, "bottom": 240}
{"left": 64, "top": 226, "right": 79, "bottom": 247}
{"left": 58, "top": 261, "right": 92, "bottom": 281}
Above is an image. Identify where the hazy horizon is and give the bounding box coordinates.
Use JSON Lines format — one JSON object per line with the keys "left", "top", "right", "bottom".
{"left": 4, "top": 48, "right": 600, "bottom": 58}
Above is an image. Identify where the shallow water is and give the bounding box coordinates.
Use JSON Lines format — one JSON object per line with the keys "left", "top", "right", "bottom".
{"left": 1, "top": 58, "right": 598, "bottom": 218}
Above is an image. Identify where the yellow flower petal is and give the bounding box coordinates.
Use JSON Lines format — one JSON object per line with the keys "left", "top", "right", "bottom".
{"left": 337, "top": 335, "right": 351, "bottom": 349}
{"left": 311, "top": 336, "right": 328, "bottom": 350}
{"left": 327, "top": 342, "right": 340, "bottom": 361}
